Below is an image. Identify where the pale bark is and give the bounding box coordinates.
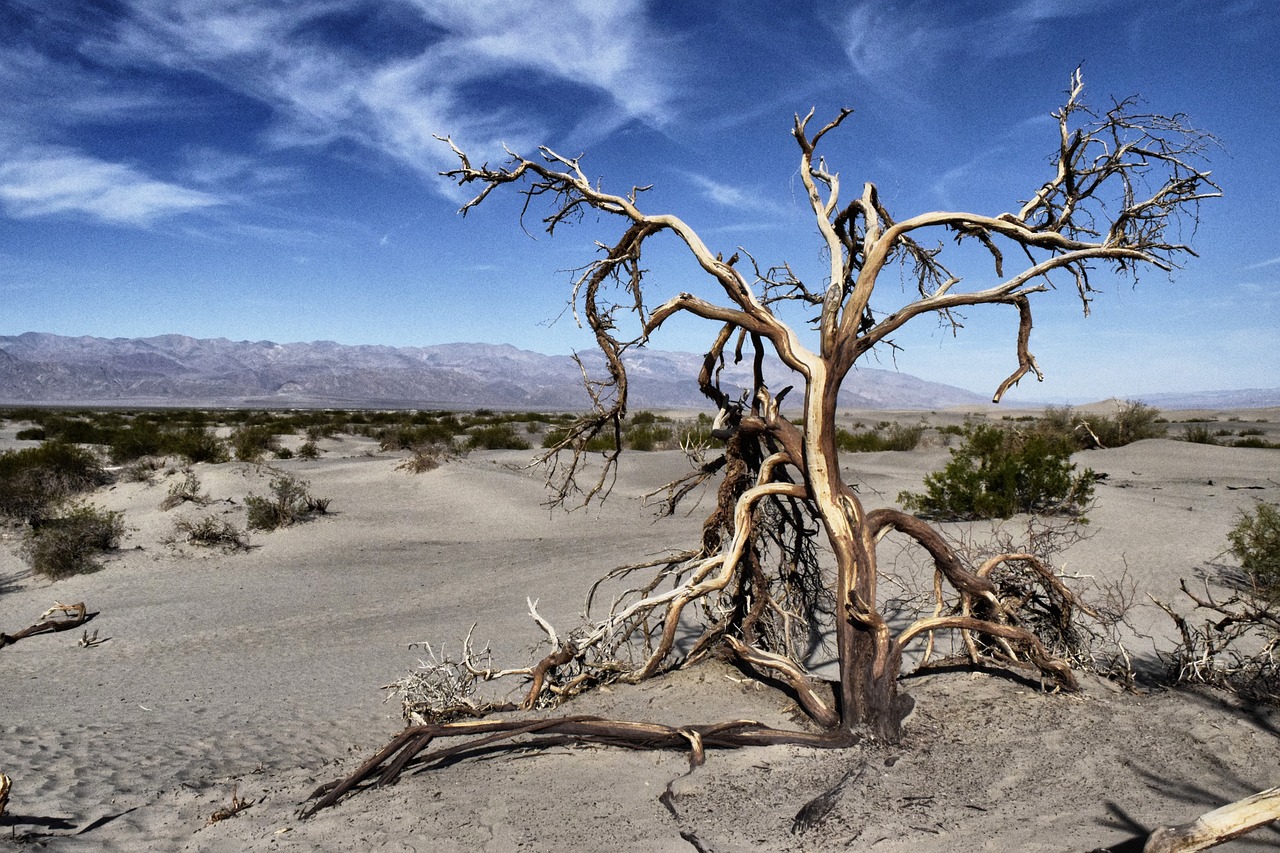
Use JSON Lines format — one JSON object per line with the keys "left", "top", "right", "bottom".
{"left": 1143, "top": 787, "right": 1280, "bottom": 853}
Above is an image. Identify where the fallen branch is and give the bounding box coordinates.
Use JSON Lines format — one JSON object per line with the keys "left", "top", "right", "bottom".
{"left": 1143, "top": 786, "right": 1280, "bottom": 853}
{"left": 302, "top": 715, "right": 856, "bottom": 817}
{"left": 0, "top": 602, "right": 90, "bottom": 650}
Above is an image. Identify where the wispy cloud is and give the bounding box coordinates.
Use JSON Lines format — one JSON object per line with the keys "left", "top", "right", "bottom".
{"left": 683, "top": 172, "right": 782, "bottom": 215}
{"left": 0, "top": 146, "right": 222, "bottom": 225}
{"left": 91, "top": 0, "right": 676, "bottom": 179}
{"left": 1243, "top": 255, "right": 1280, "bottom": 271}
{"left": 837, "top": 0, "right": 1115, "bottom": 91}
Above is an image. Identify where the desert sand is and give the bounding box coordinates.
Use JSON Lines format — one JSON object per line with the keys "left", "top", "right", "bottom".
{"left": 2, "top": 410, "right": 1278, "bottom": 851}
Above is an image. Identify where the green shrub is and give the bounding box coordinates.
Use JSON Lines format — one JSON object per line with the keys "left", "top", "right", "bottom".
{"left": 108, "top": 421, "right": 165, "bottom": 463}
{"left": 378, "top": 423, "right": 459, "bottom": 451}
{"left": 21, "top": 504, "right": 125, "bottom": 579}
{"left": 836, "top": 423, "right": 924, "bottom": 452}
{"left": 15, "top": 427, "right": 46, "bottom": 441}
{"left": 0, "top": 442, "right": 110, "bottom": 522}
{"left": 245, "top": 474, "right": 325, "bottom": 531}
{"left": 1227, "top": 502, "right": 1280, "bottom": 599}
{"left": 297, "top": 440, "right": 320, "bottom": 459}
{"left": 169, "top": 426, "right": 229, "bottom": 464}
{"left": 1232, "top": 437, "right": 1280, "bottom": 449}
{"left": 1180, "top": 425, "right": 1220, "bottom": 445}
{"left": 898, "top": 423, "right": 1094, "bottom": 520}
{"left": 1039, "top": 401, "right": 1164, "bottom": 449}
{"left": 626, "top": 422, "right": 673, "bottom": 451}
{"left": 230, "top": 424, "right": 280, "bottom": 461}
{"left": 467, "top": 424, "right": 531, "bottom": 450}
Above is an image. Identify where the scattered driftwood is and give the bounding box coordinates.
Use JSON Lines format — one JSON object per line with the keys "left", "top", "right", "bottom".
{"left": 0, "top": 602, "right": 90, "bottom": 650}
{"left": 1143, "top": 786, "right": 1280, "bottom": 853}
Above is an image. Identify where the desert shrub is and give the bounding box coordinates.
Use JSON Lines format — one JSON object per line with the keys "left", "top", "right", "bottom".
{"left": 898, "top": 423, "right": 1094, "bottom": 520}
{"left": 1091, "top": 401, "right": 1164, "bottom": 447}
{"left": 15, "top": 427, "right": 46, "bottom": 441}
{"left": 1228, "top": 502, "right": 1280, "bottom": 600}
{"left": 398, "top": 447, "right": 449, "bottom": 474}
{"left": 21, "top": 504, "right": 125, "bottom": 579}
{"left": 244, "top": 474, "right": 325, "bottom": 530}
{"left": 38, "top": 415, "right": 113, "bottom": 445}
{"left": 836, "top": 423, "right": 924, "bottom": 452}
{"left": 1157, "top": 509, "right": 1280, "bottom": 702}
{"left": 1180, "top": 425, "right": 1220, "bottom": 445}
{"left": 378, "top": 423, "right": 459, "bottom": 451}
{"left": 297, "top": 440, "right": 320, "bottom": 459}
{"left": 170, "top": 426, "right": 229, "bottom": 464}
{"left": 108, "top": 421, "right": 164, "bottom": 463}
{"left": 160, "top": 470, "right": 210, "bottom": 510}
{"left": 169, "top": 514, "right": 250, "bottom": 550}
{"left": 0, "top": 442, "right": 111, "bottom": 522}
{"left": 230, "top": 424, "right": 280, "bottom": 461}
{"left": 540, "top": 425, "right": 619, "bottom": 452}
{"left": 1039, "top": 401, "right": 1164, "bottom": 449}
{"left": 626, "top": 422, "right": 673, "bottom": 451}
{"left": 121, "top": 457, "right": 163, "bottom": 483}
{"left": 1232, "top": 436, "right": 1280, "bottom": 449}
{"left": 467, "top": 424, "right": 531, "bottom": 451}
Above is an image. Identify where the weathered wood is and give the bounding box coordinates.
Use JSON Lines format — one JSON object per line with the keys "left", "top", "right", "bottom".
{"left": 0, "top": 602, "right": 89, "bottom": 650}
{"left": 1143, "top": 787, "right": 1280, "bottom": 853}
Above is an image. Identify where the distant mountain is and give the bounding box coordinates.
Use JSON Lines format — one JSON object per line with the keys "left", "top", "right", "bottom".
{"left": 0, "top": 332, "right": 988, "bottom": 410}
{"left": 1132, "top": 388, "right": 1280, "bottom": 410}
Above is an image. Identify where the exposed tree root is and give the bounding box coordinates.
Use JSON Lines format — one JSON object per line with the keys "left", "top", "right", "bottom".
{"left": 302, "top": 715, "right": 857, "bottom": 816}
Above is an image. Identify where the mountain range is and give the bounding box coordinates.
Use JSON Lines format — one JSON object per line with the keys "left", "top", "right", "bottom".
{"left": 3, "top": 333, "right": 1274, "bottom": 411}
{"left": 0, "top": 332, "right": 989, "bottom": 411}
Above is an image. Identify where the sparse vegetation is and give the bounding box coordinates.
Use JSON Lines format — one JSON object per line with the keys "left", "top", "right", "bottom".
{"left": 1038, "top": 401, "right": 1165, "bottom": 449}
{"left": 466, "top": 423, "right": 531, "bottom": 451}
{"left": 244, "top": 474, "right": 327, "bottom": 531}
{"left": 836, "top": 423, "right": 924, "bottom": 452}
{"left": 0, "top": 442, "right": 111, "bottom": 522}
{"left": 230, "top": 424, "right": 280, "bottom": 462}
{"left": 898, "top": 423, "right": 1095, "bottom": 520}
{"left": 20, "top": 504, "right": 125, "bottom": 579}
{"left": 1157, "top": 505, "right": 1280, "bottom": 703}
{"left": 169, "top": 514, "right": 250, "bottom": 551}
{"left": 1179, "top": 424, "right": 1220, "bottom": 445}
{"left": 160, "top": 470, "right": 210, "bottom": 510}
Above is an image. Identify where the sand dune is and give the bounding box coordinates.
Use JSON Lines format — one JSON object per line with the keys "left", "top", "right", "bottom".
{"left": 1, "top": 419, "right": 1278, "bottom": 851}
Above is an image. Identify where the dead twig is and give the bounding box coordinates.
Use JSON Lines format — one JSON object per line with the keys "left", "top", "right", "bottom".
{"left": 206, "top": 785, "right": 254, "bottom": 825}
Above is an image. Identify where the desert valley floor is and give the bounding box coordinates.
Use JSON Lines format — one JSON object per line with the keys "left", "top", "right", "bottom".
{"left": 2, "top": 408, "right": 1278, "bottom": 852}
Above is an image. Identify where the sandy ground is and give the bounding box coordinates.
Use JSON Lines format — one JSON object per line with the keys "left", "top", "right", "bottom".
{"left": 2, "top": 411, "right": 1279, "bottom": 851}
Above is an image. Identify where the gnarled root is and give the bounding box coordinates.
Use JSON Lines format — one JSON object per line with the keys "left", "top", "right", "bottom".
{"left": 301, "top": 715, "right": 857, "bottom": 817}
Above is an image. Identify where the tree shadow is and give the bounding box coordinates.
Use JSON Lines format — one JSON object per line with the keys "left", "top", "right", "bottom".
{"left": 1089, "top": 732, "right": 1280, "bottom": 852}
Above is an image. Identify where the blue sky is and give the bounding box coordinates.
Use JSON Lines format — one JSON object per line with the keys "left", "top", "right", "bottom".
{"left": 1, "top": 0, "right": 1276, "bottom": 401}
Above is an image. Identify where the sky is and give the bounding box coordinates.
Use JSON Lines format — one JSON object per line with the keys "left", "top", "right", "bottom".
{"left": 1, "top": 0, "right": 1276, "bottom": 402}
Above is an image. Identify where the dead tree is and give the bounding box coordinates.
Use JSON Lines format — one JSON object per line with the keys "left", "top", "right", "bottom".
{"left": 306, "top": 70, "right": 1217, "bottom": 813}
